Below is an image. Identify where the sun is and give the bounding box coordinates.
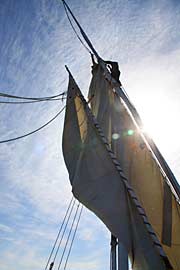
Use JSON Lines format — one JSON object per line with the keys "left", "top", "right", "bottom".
{"left": 135, "top": 92, "right": 178, "bottom": 153}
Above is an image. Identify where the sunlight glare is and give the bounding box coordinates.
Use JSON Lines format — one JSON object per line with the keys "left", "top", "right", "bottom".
{"left": 135, "top": 92, "right": 179, "bottom": 152}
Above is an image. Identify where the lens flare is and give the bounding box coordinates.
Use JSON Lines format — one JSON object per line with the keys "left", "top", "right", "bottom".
{"left": 127, "top": 129, "right": 134, "bottom": 136}
{"left": 112, "top": 133, "right": 120, "bottom": 140}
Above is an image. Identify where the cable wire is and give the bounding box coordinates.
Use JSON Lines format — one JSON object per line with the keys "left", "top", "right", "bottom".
{"left": 45, "top": 197, "right": 75, "bottom": 270}
{"left": 57, "top": 203, "right": 80, "bottom": 270}
{"left": 0, "top": 105, "right": 66, "bottom": 144}
{"left": 63, "top": 205, "right": 83, "bottom": 270}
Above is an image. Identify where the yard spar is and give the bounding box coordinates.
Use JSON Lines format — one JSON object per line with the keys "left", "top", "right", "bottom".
{"left": 62, "top": 1, "right": 180, "bottom": 269}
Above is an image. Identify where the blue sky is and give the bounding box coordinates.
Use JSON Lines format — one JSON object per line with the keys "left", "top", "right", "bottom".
{"left": 0, "top": 0, "right": 180, "bottom": 270}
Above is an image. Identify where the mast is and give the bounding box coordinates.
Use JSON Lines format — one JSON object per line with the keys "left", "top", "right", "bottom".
{"left": 110, "top": 235, "right": 117, "bottom": 270}
{"left": 118, "top": 243, "right": 128, "bottom": 270}
{"left": 110, "top": 236, "right": 128, "bottom": 270}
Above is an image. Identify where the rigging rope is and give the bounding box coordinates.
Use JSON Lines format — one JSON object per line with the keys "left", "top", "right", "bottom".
{"left": 57, "top": 203, "right": 80, "bottom": 270}
{"left": 0, "top": 105, "right": 66, "bottom": 144}
{"left": 45, "top": 197, "right": 75, "bottom": 270}
{"left": 0, "top": 91, "right": 66, "bottom": 101}
{"left": 62, "top": 0, "right": 92, "bottom": 54}
{"left": 52, "top": 200, "right": 76, "bottom": 264}
{"left": 62, "top": 0, "right": 100, "bottom": 59}
{"left": 63, "top": 205, "right": 83, "bottom": 270}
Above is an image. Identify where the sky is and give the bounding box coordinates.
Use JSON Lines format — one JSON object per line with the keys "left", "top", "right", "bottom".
{"left": 0, "top": 0, "right": 180, "bottom": 270}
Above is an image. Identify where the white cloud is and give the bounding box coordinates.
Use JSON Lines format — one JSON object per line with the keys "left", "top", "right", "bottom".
{"left": 0, "top": 224, "right": 13, "bottom": 233}
{"left": 67, "top": 250, "right": 107, "bottom": 270}
{"left": 0, "top": 245, "right": 45, "bottom": 270}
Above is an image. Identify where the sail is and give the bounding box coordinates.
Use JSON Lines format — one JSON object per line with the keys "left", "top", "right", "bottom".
{"left": 63, "top": 70, "right": 168, "bottom": 270}
{"left": 63, "top": 71, "right": 131, "bottom": 251}
{"left": 88, "top": 63, "right": 180, "bottom": 270}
